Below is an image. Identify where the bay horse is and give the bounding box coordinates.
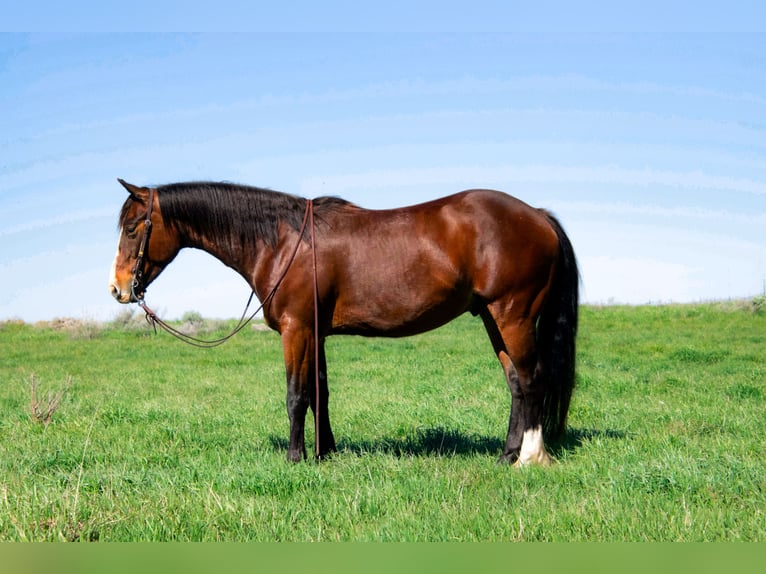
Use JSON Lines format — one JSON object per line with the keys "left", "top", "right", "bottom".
{"left": 109, "top": 179, "right": 578, "bottom": 466}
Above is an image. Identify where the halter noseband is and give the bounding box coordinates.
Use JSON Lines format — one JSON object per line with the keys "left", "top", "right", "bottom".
{"left": 130, "top": 187, "right": 155, "bottom": 303}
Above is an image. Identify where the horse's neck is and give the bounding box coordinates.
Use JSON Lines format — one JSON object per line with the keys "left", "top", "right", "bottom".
{"left": 179, "top": 220, "right": 281, "bottom": 299}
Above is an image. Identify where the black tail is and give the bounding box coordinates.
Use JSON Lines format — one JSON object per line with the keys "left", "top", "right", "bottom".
{"left": 537, "top": 211, "right": 579, "bottom": 441}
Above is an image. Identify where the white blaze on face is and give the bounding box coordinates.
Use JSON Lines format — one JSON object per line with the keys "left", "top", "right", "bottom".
{"left": 108, "top": 228, "right": 123, "bottom": 299}
{"left": 517, "top": 426, "right": 553, "bottom": 466}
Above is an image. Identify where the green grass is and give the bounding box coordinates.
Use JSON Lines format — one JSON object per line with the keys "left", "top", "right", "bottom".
{"left": 0, "top": 303, "right": 764, "bottom": 541}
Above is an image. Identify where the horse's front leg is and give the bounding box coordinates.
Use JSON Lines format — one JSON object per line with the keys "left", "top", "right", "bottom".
{"left": 282, "top": 325, "right": 313, "bottom": 462}
{"left": 310, "top": 339, "right": 336, "bottom": 459}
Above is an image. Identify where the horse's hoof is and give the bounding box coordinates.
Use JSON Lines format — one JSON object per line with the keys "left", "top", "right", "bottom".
{"left": 286, "top": 449, "right": 305, "bottom": 463}
{"left": 513, "top": 452, "right": 555, "bottom": 468}
{"left": 497, "top": 452, "right": 519, "bottom": 465}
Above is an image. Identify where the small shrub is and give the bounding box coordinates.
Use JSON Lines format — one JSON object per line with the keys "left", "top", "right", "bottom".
{"left": 111, "top": 308, "right": 137, "bottom": 327}
{"left": 714, "top": 297, "right": 766, "bottom": 315}
{"left": 175, "top": 311, "right": 228, "bottom": 336}
{"left": 35, "top": 318, "right": 103, "bottom": 339}
{"left": 181, "top": 311, "right": 204, "bottom": 324}
{"left": 29, "top": 374, "right": 71, "bottom": 427}
{"left": 110, "top": 308, "right": 151, "bottom": 331}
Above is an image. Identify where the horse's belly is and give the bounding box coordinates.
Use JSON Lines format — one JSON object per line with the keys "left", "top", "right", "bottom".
{"left": 330, "top": 285, "right": 474, "bottom": 337}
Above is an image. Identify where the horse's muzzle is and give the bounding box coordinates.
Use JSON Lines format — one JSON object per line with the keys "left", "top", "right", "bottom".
{"left": 109, "top": 282, "right": 138, "bottom": 304}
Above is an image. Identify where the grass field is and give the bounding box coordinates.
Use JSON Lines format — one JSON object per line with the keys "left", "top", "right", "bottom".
{"left": 1, "top": 302, "right": 764, "bottom": 541}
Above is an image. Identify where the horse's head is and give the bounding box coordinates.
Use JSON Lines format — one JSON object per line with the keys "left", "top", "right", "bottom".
{"left": 109, "top": 179, "right": 181, "bottom": 304}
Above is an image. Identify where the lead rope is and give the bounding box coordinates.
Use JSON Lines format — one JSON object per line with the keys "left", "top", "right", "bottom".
{"left": 138, "top": 291, "right": 258, "bottom": 348}
{"left": 309, "top": 199, "right": 321, "bottom": 459}
{"left": 138, "top": 199, "right": 314, "bottom": 349}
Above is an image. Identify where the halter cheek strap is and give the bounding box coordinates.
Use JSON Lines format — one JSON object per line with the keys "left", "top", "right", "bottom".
{"left": 130, "top": 187, "right": 155, "bottom": 302}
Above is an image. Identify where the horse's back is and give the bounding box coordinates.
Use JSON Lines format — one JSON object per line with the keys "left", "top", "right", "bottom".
{"left": 324, "top": 189, "right": 559, "bottom": 336}
{"left": 331, "top": 188, "right": 550, "bottom": 242}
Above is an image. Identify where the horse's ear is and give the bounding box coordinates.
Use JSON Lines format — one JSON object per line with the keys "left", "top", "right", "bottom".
{"left": 117, "top": 178, "right": 149, "bottom": 202}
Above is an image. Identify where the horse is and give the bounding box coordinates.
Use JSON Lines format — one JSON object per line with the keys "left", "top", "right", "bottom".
{"left": 109, "top": 179, "right": 578, "bottom": 465}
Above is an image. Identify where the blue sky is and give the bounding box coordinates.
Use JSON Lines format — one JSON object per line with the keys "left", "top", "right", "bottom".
{"left": 1, "top": 5, "right": 765, "bottom": 321}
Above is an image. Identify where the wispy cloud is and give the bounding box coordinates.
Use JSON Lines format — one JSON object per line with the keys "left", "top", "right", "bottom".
{"left": 0, "top": 207, "right": 114, "bottom": 237}
{"left": 301, "top": 164, "right": 766, "bottom": 196}
{"left": 555, "top": 200, "right": 766, "bottom": 225}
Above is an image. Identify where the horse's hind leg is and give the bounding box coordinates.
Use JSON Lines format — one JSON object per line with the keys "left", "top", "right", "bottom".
{"left": 480, "top": 308, "right": 553, "bottom": 466}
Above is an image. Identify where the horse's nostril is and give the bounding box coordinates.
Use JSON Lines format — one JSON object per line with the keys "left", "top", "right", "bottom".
{"left": 109, "top": 284, "right": 119, "bottom": 298}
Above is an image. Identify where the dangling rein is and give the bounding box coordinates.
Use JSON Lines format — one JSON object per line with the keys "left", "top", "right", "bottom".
{"left": 135, "top": 198, "right": 324, "bottom": 458}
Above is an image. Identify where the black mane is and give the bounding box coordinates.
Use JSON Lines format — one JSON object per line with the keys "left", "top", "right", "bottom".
{"left": 154, "top": 181, "right": 352, "bottom": 249}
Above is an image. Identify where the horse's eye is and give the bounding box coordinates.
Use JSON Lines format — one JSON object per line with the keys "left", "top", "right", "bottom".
{"left": 126, "top": 224, "right": 138, "bottom": 236}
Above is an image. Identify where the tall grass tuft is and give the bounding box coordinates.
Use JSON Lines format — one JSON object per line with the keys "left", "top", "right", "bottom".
{"left": 28, "top": 373, "right": 71, "bottom": 427}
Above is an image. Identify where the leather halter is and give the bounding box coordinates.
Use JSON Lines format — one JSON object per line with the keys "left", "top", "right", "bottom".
{"left": 130, "top": 187, "right": 155, "bottom": 303}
